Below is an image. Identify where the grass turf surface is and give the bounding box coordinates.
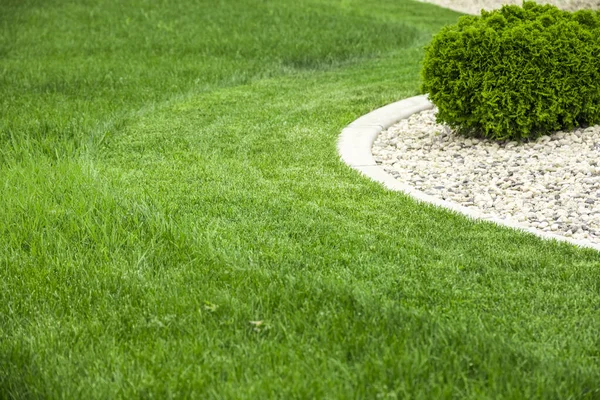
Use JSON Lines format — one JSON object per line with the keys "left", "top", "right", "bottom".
{"left": 1, "top": 0, "right": 600, "bottom": 398}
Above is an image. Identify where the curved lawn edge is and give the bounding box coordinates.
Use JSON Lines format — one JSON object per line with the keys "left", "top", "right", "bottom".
{"left": 337, "top": 95, "right": 600, "bottom": 253}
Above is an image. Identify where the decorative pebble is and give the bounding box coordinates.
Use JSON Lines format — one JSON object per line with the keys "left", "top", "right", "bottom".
{"left": 372, "top": 108, "right": 600, "bottom": 246}
{"left": 415, "top": 0, "right": 600, "bottom": 16}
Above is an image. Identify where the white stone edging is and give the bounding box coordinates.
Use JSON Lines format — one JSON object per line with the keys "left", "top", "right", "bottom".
{"left": 337, "top": 94, "right": 600, "bottom": 252}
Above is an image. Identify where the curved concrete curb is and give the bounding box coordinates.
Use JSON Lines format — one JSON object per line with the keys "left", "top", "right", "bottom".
{"left": 338, "top": 95, "right": 600, "bottom": 252}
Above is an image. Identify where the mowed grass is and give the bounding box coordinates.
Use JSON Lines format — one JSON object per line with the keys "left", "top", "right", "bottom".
{"left": 1, "top": 0, "right": 600, "bottom": 398}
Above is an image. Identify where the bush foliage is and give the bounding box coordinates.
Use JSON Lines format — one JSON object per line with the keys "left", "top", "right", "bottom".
{"left": 421, "top": 1, "right": 600, "bottom": 141}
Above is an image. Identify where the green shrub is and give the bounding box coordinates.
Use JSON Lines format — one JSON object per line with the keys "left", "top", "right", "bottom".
{"left": 421, "top": 1, "right": 600, "bottom": 141}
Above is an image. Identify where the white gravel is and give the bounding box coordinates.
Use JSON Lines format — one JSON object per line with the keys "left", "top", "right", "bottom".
{"left": 372, "top": 109, "right": 600, "bottom": 246}
{"left": 416, "top": 0, "right": 600, "bottom": 15}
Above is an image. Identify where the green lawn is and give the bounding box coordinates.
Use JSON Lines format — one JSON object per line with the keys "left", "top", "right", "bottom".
{"left": 1, "top": 0, "right": 599, "bottom": 398}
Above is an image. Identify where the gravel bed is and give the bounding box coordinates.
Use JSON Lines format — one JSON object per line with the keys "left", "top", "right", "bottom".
{"left": 372, "top": 109, "right": 600, "bottom": 245}
{"left": 415, "top": 0, "right": 600, "bottom": 15}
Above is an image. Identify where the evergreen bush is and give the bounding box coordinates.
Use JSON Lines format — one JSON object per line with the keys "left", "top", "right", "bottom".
{"left": 421, "top": 1, "right": 600, "bottom": 141}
